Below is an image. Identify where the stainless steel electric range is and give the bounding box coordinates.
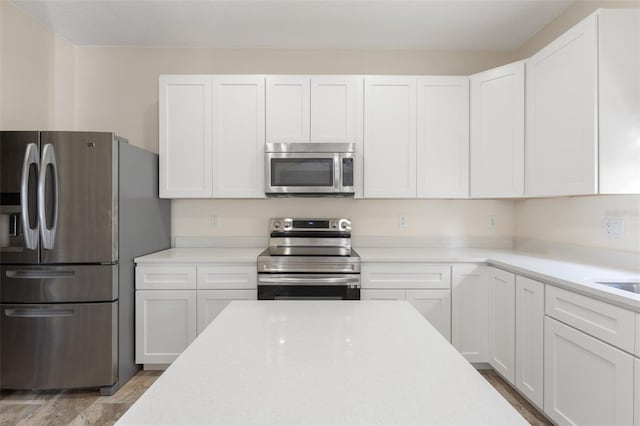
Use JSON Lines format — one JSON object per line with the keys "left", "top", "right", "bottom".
{"left": 257, "top": 218, "right": 360, "bottom": 300}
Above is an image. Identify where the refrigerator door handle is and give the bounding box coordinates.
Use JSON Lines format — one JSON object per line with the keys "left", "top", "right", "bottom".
{"left": 5, "top": 269, "right": 75, "bottom": 279}
{"left": 4, "top": 308, "right": 73, "bottom": 318}
{"left": 20, "top": 143, "right": 39, "bottom": 249}
{"left": 38, "top": 144, "right": 58, "bottom": 250}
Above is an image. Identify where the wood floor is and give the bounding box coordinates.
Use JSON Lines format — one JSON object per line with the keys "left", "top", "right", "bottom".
{"left": 1, "top": 369, "right": 551, "bottom": 425}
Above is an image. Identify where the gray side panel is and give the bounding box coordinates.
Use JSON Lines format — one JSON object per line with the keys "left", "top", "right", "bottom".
{"left": 108, "top": 141, "right": 170, "bottom": 394}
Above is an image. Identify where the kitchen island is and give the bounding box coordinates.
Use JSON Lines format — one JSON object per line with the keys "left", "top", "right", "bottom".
{"left": 118, "top": 301, "right": 526, "bottom": 425}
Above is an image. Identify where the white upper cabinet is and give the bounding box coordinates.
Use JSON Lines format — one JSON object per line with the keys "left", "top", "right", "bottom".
{"left": 159, "top": 75, "right": 212, "bottom": 198}
{"left": 470, "top": 62, "right": 524, "bottom": 198}
{"left": 310, "top": 76, "right": 363, "bottom": 143}
{"left": 266, "top": 76, "right": 310, "bottom": 143}
{"left": 526, "top": 9, "right": 640, "bottom": 196}
{"left": 416, "top": 77, "right": 469, "bottom": 198}
{"left": 212, "top": 76, "right": 265, "bottom": 198}
{"left": 598, "top": 9, "right": 640, "bottom": 194}
{"left": 364, "top": 76, "right": 417, "bottom": 198}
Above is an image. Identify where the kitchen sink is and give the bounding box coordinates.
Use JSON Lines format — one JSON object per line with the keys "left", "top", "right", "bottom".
{"left": 595, "top": 281, "right": 640, "bottom": 294}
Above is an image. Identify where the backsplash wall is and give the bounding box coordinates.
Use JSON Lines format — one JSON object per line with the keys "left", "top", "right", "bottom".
{"left": 172, "top": 199, "right": 514, "bottom": 244}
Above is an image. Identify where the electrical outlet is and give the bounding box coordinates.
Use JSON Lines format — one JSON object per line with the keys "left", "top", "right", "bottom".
{"left": 603, "top": 217, "right": 624, "bottom": 239}
{"left": 210, "top": 215, "right": 219, "bottom": 227}
{"left": 398, "top": 215, "right": 408, "bottom": 228}
{"left": 488, "top": 215, "right": 497, "bottom": 230}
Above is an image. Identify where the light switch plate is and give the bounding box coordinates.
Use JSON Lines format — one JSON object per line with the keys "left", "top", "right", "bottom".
{"left": 603, "top": 217, "right": 624, "bottom": 239}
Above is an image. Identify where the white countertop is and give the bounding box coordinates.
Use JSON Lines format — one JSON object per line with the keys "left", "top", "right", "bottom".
{"left": 117, "top": 301, "right": 527, "bottom": 426}
{"left": 135, "top": 246, "right": 640, "bottom": 311}
{"left": 135, "top": 247, "right": 264, "bottom": 263}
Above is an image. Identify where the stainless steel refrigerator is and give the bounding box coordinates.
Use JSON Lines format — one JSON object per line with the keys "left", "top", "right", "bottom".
{"left": 0, "top": 131, "right": 170, "bottom": 395}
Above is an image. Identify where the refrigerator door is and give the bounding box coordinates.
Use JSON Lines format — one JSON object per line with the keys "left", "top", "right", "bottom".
{"left": 0, "top": 264, "right": 118, "bottom": 303}
{"left": 0, "top": 131, "right": 40, "bottom": 264}
{"left": 39, "top": 132, "right": 118, "bottom": 264}
{"left": 0, "top": 301, "right": 118, "bottom": 390}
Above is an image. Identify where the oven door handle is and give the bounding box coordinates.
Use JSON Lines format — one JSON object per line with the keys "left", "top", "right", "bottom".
{"left": 258, "top": 276, "right": 360, "bottom": 286}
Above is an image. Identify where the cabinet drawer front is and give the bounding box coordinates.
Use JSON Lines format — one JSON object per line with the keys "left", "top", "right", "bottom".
{"left": 544, "top": 317, "right": 634, "bottom": 426}
{"left": 545, "top": 285, "right": 635, "bottom": 353}
{"left": 136, "top": 266, "right": 197, "bottom": 290}
{"left": 362, "top": 263, "right": 451, "bottom": 289}
{"left": 197, "top": 265, "right": 257, "bottom": 290}
{"left": 361, "top": 289, "right": 405, "bottom": 301}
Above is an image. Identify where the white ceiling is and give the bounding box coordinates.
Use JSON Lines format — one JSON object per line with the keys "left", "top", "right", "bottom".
{"left": 11, "top": 0, "right": 574, "bottom": 50}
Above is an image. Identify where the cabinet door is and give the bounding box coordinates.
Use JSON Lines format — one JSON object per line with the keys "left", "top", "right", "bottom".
{"left": 310, "top": 76, "right": 363, "bottom": 143}
{"left": 406, "top": 289, "right": 451, "bottom": 341}
{"left": 197, "top": 289, "right": 256, "bottom": 334}
{"left": 515, "top": 276, "right": 544, "bottom": 409}
{"left": 526, "top": 15, "right": 598, "bottom": 196}
{"left": 266, "top": 76, "right": 310, "bottom": 143}
{"left": 212, "top": 76, "right": 265, "bottom": 197}
{"left": 489, "top": 268, "right": 515, "bottom": 384}
{"left": 470, "top": 62, "right": 524, "bottom": 198}
{"left": 159, "top": 75, "right": 212, "bottom": 198}
{"left": 135, "top": 290, "right": 197, "bottom": 364}
{"left": 544, "top": 317, "right": 634, "bottom": 426}
{"left": 635, "top": 358, "right": 640, "bottom": 426}
{"left": 416, "top": 77, "right": 469, "bottom": 198}
{"left": 361, "top": 289, "right": 405, "bottom": 301}
{"left": 364, "top": 77, "right": 416, "bottom": 198}
{"left": 451, "top": 265, "right": 490, "bottom": 363}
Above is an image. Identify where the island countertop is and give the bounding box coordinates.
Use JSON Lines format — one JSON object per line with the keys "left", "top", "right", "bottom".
{"left": 117, "top": 301, "right": 526, "bottom": 425}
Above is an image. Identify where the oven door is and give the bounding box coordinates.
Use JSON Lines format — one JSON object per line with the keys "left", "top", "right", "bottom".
{"left": 265, "top": 152, "right": 340, "bottom": 195}
{"left": 258, "top": 274, "right": 360, "bottom": 300}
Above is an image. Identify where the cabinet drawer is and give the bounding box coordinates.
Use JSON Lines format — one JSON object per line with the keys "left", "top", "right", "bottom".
{"left": 545, "top": 285, "right": 635, "bottom": 353}
{"left": 136, "top": 266, "right": 197, "bottom": 290}
{"left": 362, "top": 263, "right": 450, "bottom": 289}
{"left": 361, "top": 289, "right": 405, "bottom": 301}
{"left": 197, "top": 265, "right": 257, "bottom": 290}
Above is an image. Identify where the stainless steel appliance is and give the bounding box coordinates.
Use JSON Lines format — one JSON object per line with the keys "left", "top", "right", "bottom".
{"left": 0, "top": 131, "right": 170, "bottom": 394}
{"left": 257, "top": 218, "right": 360, "bottom": 300}
{"left": 264, "top": 143, "right": 355, "bottom": 196}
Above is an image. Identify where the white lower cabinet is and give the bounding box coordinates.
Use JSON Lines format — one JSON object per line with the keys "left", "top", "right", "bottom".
{"left": 488, "top": 267, "right": 516, "bottom": 384}
{"left": 635, "top": 358, "right": 640, "bottom": 426}
{"left": 197, "top": 289, "right": 255, "bottom": 334}
{"left": 135, "top": 290, "right": 197, "bottom": 364}
{"left": 451, "top": 264, "right": 490, "bottom": 363}
{"left": 406, "top": 289, "right": 451, "bottom": 341}
{"left": 544, "top": 316, "right": 634, "bottom": 425}
{"left": 515, "top": 276, "right": 544, "bottom": 409}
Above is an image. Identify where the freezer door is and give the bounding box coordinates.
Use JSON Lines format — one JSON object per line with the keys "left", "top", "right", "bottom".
{"left": 39, "top": 132, "right": 118, "bottom": 264}
{"left": 0, "top": 301, "right": 118, "bottom": 390}
{"left": 0, "top": 264, "right": 118, "bottom": 303}
{"left": 0, "top": 131, "right": 40, "bottom": 264}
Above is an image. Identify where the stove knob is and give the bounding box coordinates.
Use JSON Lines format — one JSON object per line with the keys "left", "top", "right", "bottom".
{"left": 273, "top": 221, "right": 281, "bottom": 229}
{"left": 340, "top": 222, "right": 348, "bottom": 230}
{"left": 331, "top": 222, "right": 338, "bottom": 229}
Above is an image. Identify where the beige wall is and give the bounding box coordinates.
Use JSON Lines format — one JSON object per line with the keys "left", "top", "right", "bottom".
{"left": 0, "top": 1, "right": 76, "bottom": 130}
{"left": 173, "top": 199, "right": 514, "bottom": 240}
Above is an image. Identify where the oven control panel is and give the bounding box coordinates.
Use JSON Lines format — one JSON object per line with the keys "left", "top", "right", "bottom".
{"left": 269, "top": 218, "right": 351, "bottom": 233}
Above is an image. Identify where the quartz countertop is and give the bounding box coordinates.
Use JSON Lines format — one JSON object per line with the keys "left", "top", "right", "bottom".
{"left": 135, "top": 247, "right": 263, "bottom": 263}
{"left": 117, "top": 301, "right": 527, "bottom": 426}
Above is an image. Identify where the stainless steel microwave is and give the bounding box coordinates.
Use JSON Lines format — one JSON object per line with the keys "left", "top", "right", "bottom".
{"left": 265, "top": 143, "right": 355, "bottom": 196}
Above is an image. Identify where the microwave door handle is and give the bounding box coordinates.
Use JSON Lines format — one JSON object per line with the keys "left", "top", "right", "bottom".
{"left": 20, "top": 143, "right": 39, "bottom": 250}
{"left": 38, "top": 144, "right": 58, "bottom": 250}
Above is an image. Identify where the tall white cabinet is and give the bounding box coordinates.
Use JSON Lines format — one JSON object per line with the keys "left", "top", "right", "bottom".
{"left": 488, "top": 267, "right": 515, "bottom": 384}
{"left": 212, "top": 76, "right": 265, "bottom": 197}
{"left": 470, "top": 62, "right": 524, "bottom": 198}
{"left": 159, "top": 75, "right": 212, "bottom": 198}
{"left": 416, "top": 77, "right": 469, "bottom": 198}
{"left": 364, "top": 77, "right": 417, "bottom": 198}
{"left": 526, "top": 9, "right": 640, "bottom": 196}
